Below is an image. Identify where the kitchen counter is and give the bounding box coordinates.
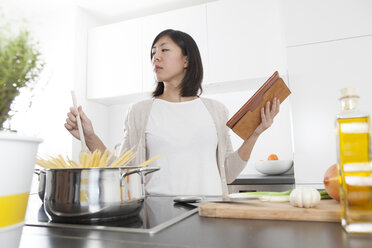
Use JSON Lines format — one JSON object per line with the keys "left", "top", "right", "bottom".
{"left": 19, "top": 194, "right": 372, "bottom": 248}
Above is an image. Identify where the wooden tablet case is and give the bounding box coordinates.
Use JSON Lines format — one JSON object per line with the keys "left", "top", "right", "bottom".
{"left": 226, "top": 71, "right": 291, "bottom": 140}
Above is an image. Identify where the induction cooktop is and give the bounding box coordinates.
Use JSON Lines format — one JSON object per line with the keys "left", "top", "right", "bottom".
{"left": 25, "top": 194, "right": 198, "bottom": 234}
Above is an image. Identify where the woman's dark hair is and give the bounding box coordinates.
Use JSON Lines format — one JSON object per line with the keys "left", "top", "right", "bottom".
{"left": 151, "top": 29, "right": 203, "bottom": 97}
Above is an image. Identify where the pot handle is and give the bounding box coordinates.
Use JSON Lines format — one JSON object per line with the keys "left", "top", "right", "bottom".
{"left": 34, "top": 168, "right": 46, "bottom": 176}
{"left": 120, "top": 167, "right": 160, "bottom": 179}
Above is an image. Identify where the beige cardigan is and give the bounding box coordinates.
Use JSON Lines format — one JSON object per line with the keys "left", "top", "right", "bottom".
{"left": 120, "top": 97, "right": 247, "bottom": 195}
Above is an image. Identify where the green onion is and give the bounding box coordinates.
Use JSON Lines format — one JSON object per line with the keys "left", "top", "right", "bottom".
{"left": 229, "top": 190, "right": 293, "bottom": 198}
{"left": 317, "top": 189, "right": 332, "bottom": 199}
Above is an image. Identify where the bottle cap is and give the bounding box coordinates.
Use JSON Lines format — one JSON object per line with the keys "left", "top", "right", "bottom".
{"left": 339, "top": 88, "right": 359, "bottom": 100}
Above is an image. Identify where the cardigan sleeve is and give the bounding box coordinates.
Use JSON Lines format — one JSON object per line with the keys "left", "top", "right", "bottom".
{"left": 118, "top": 99, "right": 153, "bottom": 168}
{"left": 118, "top": 104, "right": 132, "bottom": 158}
{"left": 220, "top": 105, "right": 248, "bottom": 183}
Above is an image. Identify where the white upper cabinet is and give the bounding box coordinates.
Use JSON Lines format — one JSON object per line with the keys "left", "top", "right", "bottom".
{"left": 87, "top": 18, "right": 142, "bottom": 99}
{"left": 282, "top": 0, "right": 372, "bottom": 46}
{"left": 206, "top": 0, "right": 287, "bottom": 84}
{"left": 141, "top": 4, "right": 209, "bottom": 92}
{"left": 86, "top": 1, "right": 289, "bottom": 100}
{"left": 288, "top": 36, "right": 372, "bottom": 185}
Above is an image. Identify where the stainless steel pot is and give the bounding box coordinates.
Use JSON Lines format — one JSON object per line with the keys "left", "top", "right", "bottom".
{"left": 34, "top": 169, "right": 46, "bottom": 201}
{"left": 43, "top": 166, "right": 159, "bottom": 223}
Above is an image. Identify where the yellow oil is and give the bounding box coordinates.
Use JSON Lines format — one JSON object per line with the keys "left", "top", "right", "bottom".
{"left": 337, "top": 116, "right": 372, "bottom": 232}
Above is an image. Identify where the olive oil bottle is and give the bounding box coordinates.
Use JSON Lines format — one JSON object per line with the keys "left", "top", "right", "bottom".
{"left": 335, "top": 88, "right": 372, "bottom": 233}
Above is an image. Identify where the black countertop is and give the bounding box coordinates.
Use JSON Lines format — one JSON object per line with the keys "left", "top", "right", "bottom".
{"left": 19, "top": 194, "right": 372, "bottom": 248}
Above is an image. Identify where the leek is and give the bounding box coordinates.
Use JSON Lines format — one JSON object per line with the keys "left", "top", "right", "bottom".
{"left": 259, "top": 195, "right": 290, "bottom": 202}
{"left": 229, "top": 189, "right": 293, "bottom": 199}
{"left": 229, "top": 189, "right": 332, "bottom": 202}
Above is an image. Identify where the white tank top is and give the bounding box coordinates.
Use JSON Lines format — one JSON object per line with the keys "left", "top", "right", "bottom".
{"left": 145, "top": 98, "right": 222, "bottom": 196}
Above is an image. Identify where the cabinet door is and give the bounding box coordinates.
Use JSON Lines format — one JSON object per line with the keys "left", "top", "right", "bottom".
{"left": 288, "top": 36, "right": 372, "bottom": 185}
{"left": 206, "top": 0, "right": 287, "bottom": 84}
{"left": 141, "top": 4, "right": 209, "bottom": 92}
{"left": 87, "top": 19, "right": 142, "bottom": 99}
{"left": 282, "top": 0, "right": 372, "bottom": 46}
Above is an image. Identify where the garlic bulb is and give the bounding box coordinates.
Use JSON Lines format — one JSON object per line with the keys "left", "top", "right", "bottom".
{"left": 289, "top": 187, "right": 321, "bottom": 208}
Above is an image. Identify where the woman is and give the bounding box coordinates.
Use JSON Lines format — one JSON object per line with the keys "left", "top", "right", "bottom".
{"left": 65, "top": 29, "right": 280, "bottom": 196}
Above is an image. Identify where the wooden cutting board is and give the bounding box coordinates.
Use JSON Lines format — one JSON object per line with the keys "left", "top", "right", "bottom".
{"left": 199, "top": 199, "right": 341, "bottom": 222}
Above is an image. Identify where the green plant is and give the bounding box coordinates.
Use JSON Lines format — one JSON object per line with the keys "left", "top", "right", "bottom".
{"left": 0, "top": 20, "right": 44, "bottom": 129}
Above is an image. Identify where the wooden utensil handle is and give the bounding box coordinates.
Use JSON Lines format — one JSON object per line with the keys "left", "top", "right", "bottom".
{"left": 71, "top": 91, "right": 89, "bottom": 152}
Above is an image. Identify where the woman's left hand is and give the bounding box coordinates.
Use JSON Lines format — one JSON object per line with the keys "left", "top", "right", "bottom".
{"left": 253, "top": 97, "right": 280, "bottom": 135}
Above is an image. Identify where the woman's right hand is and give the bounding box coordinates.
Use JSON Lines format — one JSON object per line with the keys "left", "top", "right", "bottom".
{"left": 64, "top": 106, "right": 95, "bottom": 140}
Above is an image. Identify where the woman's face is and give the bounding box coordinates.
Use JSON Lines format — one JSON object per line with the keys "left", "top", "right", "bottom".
{"left": 151, "top": 36, "right": 188, "bottom": 85}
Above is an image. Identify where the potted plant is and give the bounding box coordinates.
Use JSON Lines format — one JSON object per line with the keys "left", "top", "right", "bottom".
{"left": 0, "top": 16, "right": 44, "bottom": 248}
{"left": 0, "top": 21, "right": 44, "bottom": 129}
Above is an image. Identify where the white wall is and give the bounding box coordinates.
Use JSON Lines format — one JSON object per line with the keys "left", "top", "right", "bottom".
{"left": 2, "top": 5, "right": 110, "bottom": 162}
{"left": 72, "top": 7, "right": 110, "bottom": 161}
{"left": 1, "top": 6, "right": 78, "bottom": 193}
{"left": 2, "top": 6, "right": 76, "bottom": 158}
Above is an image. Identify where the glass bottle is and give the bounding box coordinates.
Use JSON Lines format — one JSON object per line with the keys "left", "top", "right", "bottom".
{"left": 335, "top": 88, "right": 372, "bottom": 233}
